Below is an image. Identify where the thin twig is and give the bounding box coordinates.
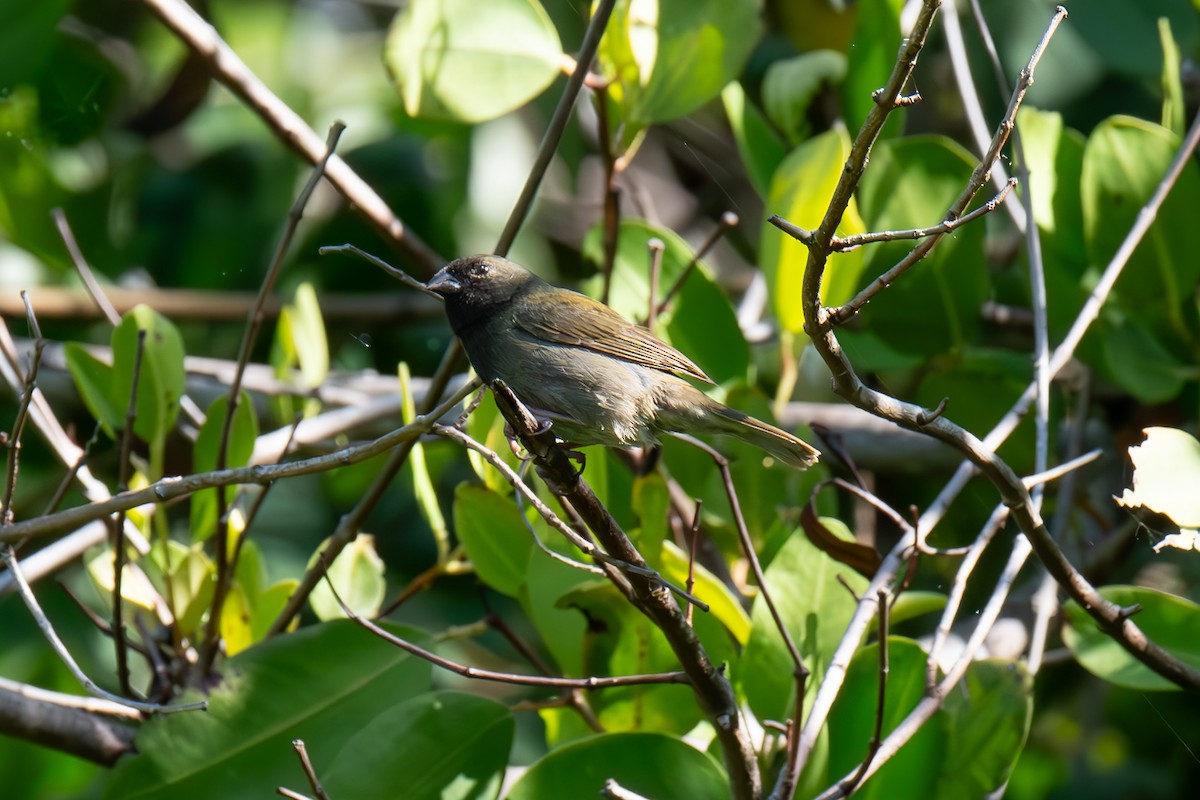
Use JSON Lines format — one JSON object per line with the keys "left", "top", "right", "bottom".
{"left": 203, "top": 122, "right": 345, "bottom": 673}
{"left": 646, "top": 238, "right": 665, "bottom": 332}
{"left": 838, "top": 590, "right": 890, "bottom": 796}
{"left": 51, "top": 208, "right": 121, "bottom": 325}
{"left": 941, "top": 2, "right": 1027, "bottom": 232}
{"left": 685, "top": 500, "right": 701, "bottom": 628}
{"left": 318, "top": 244, "right": 440, "bottom": 295}
{"left": 2, "top": 378, "right": 480, "bottom": 546}
{"left": 654, "top": 211, "right": 739, "bottom": 317}
{"left": 827, "top": 7, "right": 1066, "bottom": 325}
{"left": 2, "top": 545, "right": 206, "bottom": 715}
{"left": 771, "top": 179, "right": 1015, "bottom": 252}
{"left": 494, "top": 0, "right": 617, "bottom": 257}
{"left": 138, "top": 0, "right": 444, "bottom": 274}
{"left": 328, "top": 565, "right": 689, "bottom": 689}
{"left": 2, "top": 293, "right": 45, "bottom": 525}
{"left": 291, "top": 739, "right": 330, "bottom": 800}
{"left": 111, "top": 328, "right": 148, "bottom": 697}
{"left": 264, "top": 371, "right": 479, "bottom": 636}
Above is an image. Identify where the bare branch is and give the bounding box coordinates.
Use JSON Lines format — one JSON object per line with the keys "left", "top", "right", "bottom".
{"left": 138, "top": 0, "right": 444, "bottom": 275}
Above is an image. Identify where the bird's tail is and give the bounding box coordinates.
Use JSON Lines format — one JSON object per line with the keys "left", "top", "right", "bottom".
{"left": 688, "top": 400, "right": 819, "bottom": 469}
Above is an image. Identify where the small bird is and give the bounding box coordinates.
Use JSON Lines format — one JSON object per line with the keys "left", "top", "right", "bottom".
{"left": 426, "top": 255, "right": 819, "bottom": 469}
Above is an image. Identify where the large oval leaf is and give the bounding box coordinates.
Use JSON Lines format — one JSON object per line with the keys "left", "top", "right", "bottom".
{"left": 597, "top": 0, "right": 760, "bottom": 130}
{"left": 104, "top": 621, "right": 432, "bottom": 799}
{"left": 385, "top": 0, "right": 562, "bottom": 123}
{"left": 739, "top": 525, "right": 868, "bottom": 723}
{"left": 322, "top": 691, "right": 513, "bottom": 800}
{"left": 760, "top": 127, "right": 867, "bottom": 332}
{"left": 506, "top": 731, "right": 729, "bottom": 800}
{"left": 1062, "top": 585, "right": 1200, "bottom": 691}
{"left": 453, "top": 483, "right": 533, "bottom": 597}
{"left": 1081, "top": 115, "right": 1200, "bottom": 339}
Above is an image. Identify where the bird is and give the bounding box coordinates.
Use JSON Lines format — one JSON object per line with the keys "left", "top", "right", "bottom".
{"left": 426, "top": 254, "right": 819, "bottom": 469}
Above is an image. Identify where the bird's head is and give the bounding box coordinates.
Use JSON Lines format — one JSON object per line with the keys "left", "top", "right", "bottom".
{"left": 427, "top": 255, "right": 541, "bottom": 324}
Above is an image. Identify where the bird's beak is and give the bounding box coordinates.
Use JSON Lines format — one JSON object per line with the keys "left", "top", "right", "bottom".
{"left": 425, "top": 268, "right": 460, "bottom": 296}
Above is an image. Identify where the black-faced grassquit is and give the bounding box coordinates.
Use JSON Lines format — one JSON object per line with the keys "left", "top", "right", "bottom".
{"left": 427, "top": 255, "right": 819, "bottom": 469}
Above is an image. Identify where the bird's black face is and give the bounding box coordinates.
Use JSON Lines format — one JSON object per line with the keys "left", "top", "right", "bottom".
{"left": 427, "top": 255, "right": 538, "bottom": 332}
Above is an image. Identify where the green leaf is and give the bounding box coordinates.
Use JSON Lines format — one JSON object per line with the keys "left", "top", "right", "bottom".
{"left": 597, "top": 0, "right": 760, "bottom": 131}
{"left": 307, "top": 535, "right": 386, "bottom": 621}
{"left": 520, "top": 545, "right": 591, "bottom": 678}
{"left": 582, "top": 217, "right": 749, "bottom": 384}
{"left": 886, "top": 591, "right": 948, "bottom": 628}
{"left": 168, "top": 543, "right": 216, "bottom": 638}
{"left": 112, "top": 305, "right": 186, "bottom": 446}
{"left": 1062, "top": 586, "right": 1200, "bottom": 691}
{"left": 826, "top": 638, "right": 942, "bottom": 799}
{"left": 0, "top": 0, "right": 73, "bottom": 87}
{"left": 288, "top": 282, "right": 328, "bottom": 390}
{"left": 631, "top": 473, "right": 669, "bottom": 564}
{"left": 453, "top": 483, "right": 533, "bottom": 597}
{"left": 506, "top": 731, "right": 729, "bottom": 800}
{"left": 250, "top": 579, "right": 298, "bottom": 641}
{"left": 761, "top": 51, "right": 846, "bottom": 145}
{"left": 554, "top": 581, "right": 704, "bottom": 736}
{"left": 385, "top": 0, "right": 562, "bottom": 123}
{"left": 1159, "top": 19, "right": 1185, "bottom": 136}
{"left": 935, "top": 660, "right": 1033, "bottom": 799}
{"left": 322, "top": 692, "right": 513, "bottom": 800}
{"left": 1115, "top": 427, "right": 1200, "bottom": 527}
{"left": 1081, "top": 115, "right": 1200, "bottom": 343}
{"left": 760, "top": 127, "right": 867, "bottom": 332}
{"left": 855, "top": 135, "right": 989, "bottom": 356}
{"left": 63, "top": 342, "right": 121, "bottom": 435}
{"left": 740, "top": 526, "right": 869, "bottom": 723}
{"left": 721, "top": 81, "right": 788, "bottom": 197}
{"left": 841, "top": 0, "right": 904, "bottom": 136}
{"left": 105, "top": 620, "right": 432, "bottom": 799}
{"left": 1100, "top": 316, "right": 1188, "bottom": 404}
{"left": 401, "top": 362, "right": 449, "bottom": 558}
{"left": 1016, "top": 107, "right": 1087, "bottom": 266}
{"left": 190, "top": 392, "right": 259, "bottom": 542}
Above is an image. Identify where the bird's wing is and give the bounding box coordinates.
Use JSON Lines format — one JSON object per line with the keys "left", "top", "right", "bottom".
{"left": 515, "top": 290, "right": 715, "bottom": 384}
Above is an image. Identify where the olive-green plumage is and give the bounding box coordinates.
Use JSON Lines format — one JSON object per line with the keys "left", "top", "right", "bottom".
{"left": 427, "top": 255, "right": 819, "bottom": 469}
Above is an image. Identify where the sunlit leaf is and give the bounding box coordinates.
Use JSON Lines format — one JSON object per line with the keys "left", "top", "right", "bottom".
{"left": 761, "top": 127, "right": 867, "bottom": 332}
{"left": 307, "top": 535, "right": 386, "bottom": 621}
{"left": 597, "top": 0, "right": 760, "bottom": 138}
{"left": 740, "top": 526, "right": 869, "bottom": 722}
{"left": 722, "top": 81, "right": 788, "bottom": 197}
{"left": 1082, "top": 116, "right": 1200, "bottom": 343}
{"left": 385, "top": 0, "right": 562, "bottom": 123}
{"left": 1115, "top": 427, "right": 1200, "bottom": 527}
{"left": 112, "top": 305, "right": 186, "bottom": 446}
{"left": 190, "top": 391, "right": 258, "bottom": 542}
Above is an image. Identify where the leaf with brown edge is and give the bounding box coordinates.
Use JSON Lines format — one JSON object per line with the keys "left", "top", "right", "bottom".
{"left": 799, "top": 503, "right": 881, "bottom": 578}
